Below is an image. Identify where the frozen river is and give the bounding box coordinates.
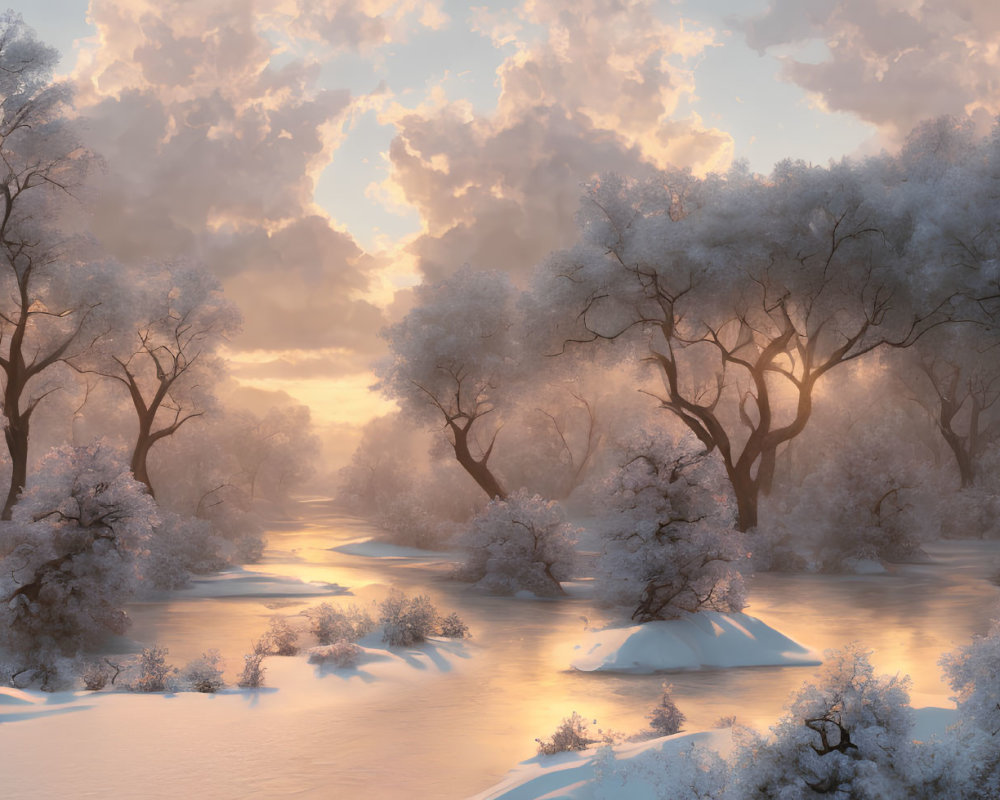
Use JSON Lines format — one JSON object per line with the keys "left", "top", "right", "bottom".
{"left": 3, "top": 498, "right": 1000, "bottom": 798}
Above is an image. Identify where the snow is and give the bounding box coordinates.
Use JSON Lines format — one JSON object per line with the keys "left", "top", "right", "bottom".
{"left": 169, "top": 567, "right": 349, "bottom": 598}
{"left": 331, "top": 538, "right": 448, "bottom": 559}
{"left": 474, "top": 708, "right": 960, "bottom": 800}
{"left": 569, "top": 612, "right": 819, "bottom": 673}
{"left": 469, "top": 729, "right": 734, "bottom": 800}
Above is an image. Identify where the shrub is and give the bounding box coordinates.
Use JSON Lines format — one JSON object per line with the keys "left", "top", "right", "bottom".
{"left": 306, "top": 603, "right": 376, "bottom": 645}
{"left": 238, "top": 651, "right": 266, "bottom": 689}
{"left": 182, "top": 650, "right": 225, "bottom": 693}
{"left": 0, "top": 443, "right": 157, "bottom": 667}
{"left": 457, "top": 490, "right": 577, "bottom": 597}
{"left": 646, "top": 685, "right": 685, "bottom": 737}
{"left": 379, "top": 591, "right": 439, "bottom": 647}
{"left": 439, "top": 612, "right": 470, "bottom": 639}
{"left": 129, "top": 646, "right": 175, "bottom": 693}
{"left": 80, "top": 661, "right": 110, "bottom": 691}
{"left": 596, "top": 433, "right": 747, "bottom": 621}
{"left": 308, "top": 640, "right": 363, "bottom": 668}
{"left": 262, "top": 616, "right": 299, "bottom": 655}
{"left": 536, "top": 712, "right": 600, "bottom": 755}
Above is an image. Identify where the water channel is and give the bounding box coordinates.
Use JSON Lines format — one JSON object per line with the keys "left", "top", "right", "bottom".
{"left": 5, "top": 498, "right": 1000, "bottom": 799}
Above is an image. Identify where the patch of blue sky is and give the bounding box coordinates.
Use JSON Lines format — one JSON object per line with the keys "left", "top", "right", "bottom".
{"left": 21, "top": 0, "right": 93, "bottom": 75}
{"left": 315, "top": 109, "right": 421, "bottom": 252}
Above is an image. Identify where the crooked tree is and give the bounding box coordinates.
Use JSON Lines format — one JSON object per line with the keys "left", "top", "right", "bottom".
{"left": 533, "top": 155, "right": 963, "bottom": 530}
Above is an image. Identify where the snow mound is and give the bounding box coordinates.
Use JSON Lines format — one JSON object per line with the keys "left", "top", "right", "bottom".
{"left": 570, "top": 612, "right": 818, "bottom": 673}
{"left": 470, "top": 729, "right": 733, "bottom": 800}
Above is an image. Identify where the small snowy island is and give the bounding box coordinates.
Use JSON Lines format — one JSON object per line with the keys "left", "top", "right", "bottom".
{"left": 570, "top": 611, "right": 819, "bottom": 673}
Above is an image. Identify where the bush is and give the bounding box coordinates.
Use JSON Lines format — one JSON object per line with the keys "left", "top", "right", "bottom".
{"left": 379, "top": 590, "right": 439, "bottom": 647}
{"left": 457, "top": 490, "right": 577, "bottom": 597}
{"left": 129, "top": 646, "right": 175, "bottom": 693}
{"left": 596, "top": 433, "right": 747, "bottom": 621}
{"left": 182, "top": 650, "right": 225, "bottom": 693}
{"left": 439, "top": 612, "right": 471, "bottom": 639}
{"left": 646, "top": 685, "right": 685, "bottom": 737}
{"left": 238, "top": 651, "right": 266, "bottom": 689}
{"left": 261, "top": 616, "right": 299, "bottom": 655}
{"left": 0, "top": 443, "right": 157, "bottom": 668}
{"left": 306, "top": 603, "right": 376, "bottom": 645}
{"left": 308, "top": 640, "right": 363, "bottom": 668}
{"left": 536, "top": 712, "right": 600, "bottom": 755}
{"left": 80, "top": 661, "right": 110, "bottom": 691}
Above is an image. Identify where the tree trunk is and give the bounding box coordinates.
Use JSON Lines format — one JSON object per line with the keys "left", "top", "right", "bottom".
{"left": 729, "top": 463, "right": 759, "bottom": 532}
{"left": 130, "top": 427, "right": 156, "bottom": 498}
{"left": 452, "top": 424, "right": 507, "bottom": 500}
{"left": 2, "top": 415, "right": 28, "bottom": 520}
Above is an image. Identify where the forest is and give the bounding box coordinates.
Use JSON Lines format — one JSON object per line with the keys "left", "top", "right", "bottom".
{"left": 3, "top": 6, "right": 1000, "bottom": 800}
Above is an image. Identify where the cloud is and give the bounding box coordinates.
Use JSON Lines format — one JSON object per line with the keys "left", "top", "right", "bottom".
{"left": 73, "top": 0, "right": 388, "bottom": 381}
{"left": 739, "top": 0, "right": 1000, "bottom": 139}
{"left": 379, "top": 0, "right": 733, "bottom": 283}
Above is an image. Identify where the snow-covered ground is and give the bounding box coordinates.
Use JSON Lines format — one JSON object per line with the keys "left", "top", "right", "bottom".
{"left": 473, "top": 706, "right": 960, "bottom": 800}
{"left": 569, "top": 612, "right": 819, "bottom": 673}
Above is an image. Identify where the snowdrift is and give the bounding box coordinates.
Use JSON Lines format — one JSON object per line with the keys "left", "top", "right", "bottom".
{"left": 570, "top": 611, "right": 819, "bottom": 673}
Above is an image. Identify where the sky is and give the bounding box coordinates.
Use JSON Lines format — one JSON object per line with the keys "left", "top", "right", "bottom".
{"left": 19, "top": 0, "right": 1000, "bottom": 466}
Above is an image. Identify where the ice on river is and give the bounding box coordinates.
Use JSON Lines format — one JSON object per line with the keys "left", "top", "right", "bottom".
{"left": 570, "top": 611, "right": 820, "bottom": 673}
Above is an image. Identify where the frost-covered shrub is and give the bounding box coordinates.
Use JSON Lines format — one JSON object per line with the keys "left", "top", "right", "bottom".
{"left": 238, "top": 651, "right": 266, "bottom": 689}
{"left": 308, "top": 640, "right": 363, "bottom": 668}
{"left": 182, "top": 650, "right": 225, "bottom": 693}
{"left": 128, "top": 646, "right": 175, "bottom": 693}
{"left": 729, "top": 644, "right": 920, "bottom": 799}
{"left": 646, "top": 685, "right": 685, "bottom": 737}
{"left": 144, "top": 512, "right": 229, "bottom": 590}
{"left": 378, "top": 590, "right": 439, "bottom": 647}
{"left": 596, "top": 433, "right": 747, "bottom": 621}
{"left": 940, "top": 620, "right": 1000, "bottom": 798}
{"left": 457, "top": 490, "right": 577, "bottom": 597}
{"left": 0, "top": 443, "right": 157, "bottom": 666}
{"left": 439, "top": 612, "right": 470, "bottom": 639}
{"left": 536, "top": 712, "right": 600, "bottom": 755}
{"left": 261, "top": 616, "right": 300, "bottom": 655}
{"left": 80, "top": 661, "right": 110, "bottom": 691}
{"left": 775, "top": 439, "right": 934, "bottom": 572}
{"left": 938, "top": 487, "right": 1000, "bottom": 540}
{"left": 306, "top": 603, "right": 376, "bottom": 645}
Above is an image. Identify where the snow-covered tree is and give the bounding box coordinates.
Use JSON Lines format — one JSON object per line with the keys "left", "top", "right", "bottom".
{"left": 377, "top": 267, "right": 520, "bottom": 500}
{"left": 457, "top": 489, "right": 577, "bottom": 597}
{"left": 597, "top": 433, "right": 747, "bottom": 621}
{"left": 530, "top": 154, "right": 966, "bottom": 530}
{"left": 72, "top": 265, "right": 240, "bottom": 498}
{"left": 0, "top": 442, "right": 155, "bottom": 667}
{"left": 0, "top": 14, "right": 109, "bottom": 519}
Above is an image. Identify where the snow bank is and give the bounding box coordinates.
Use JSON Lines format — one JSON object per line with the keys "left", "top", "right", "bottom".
{"left": 171, "top": 568, "right": 348, "bottom": 598}
{"left": 469, "top": 729, "right": 734, "bottom": 800}
{"left": 570, "top": 612, "right": 819, "bottom": 673}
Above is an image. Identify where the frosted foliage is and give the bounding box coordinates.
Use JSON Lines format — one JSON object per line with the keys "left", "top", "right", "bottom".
{"left": 0, "top": 442, "right": 156, "bottom": 663}
{"left": 536, "top": 712, "right": 600, "bottom": 755}
{"left": 458, "top": 490, "right": 577, "bottom": 597}
{"left": 181, "top": 649, "right": 225, "bottom": 693}
{"left": 306, "top": 603, "right": 375, "bottom": 645}
{"left": 378, "top": 591, "right": 439, "bottom": 647}
{"left": 308, "top": 641, "right": 362, "bottom": 669}
{"left": 778, "top": 437, "right": 933, "bottom": 571}
{"left": 591, "top": 741, "right": 728, "bottom": 800}
{"left": 377, "top": 266, "right": 519, "bottom": 425}
{"left": 940, "top": 621, "right": 1000, "bottom": 797}
{"left": 730, "top": 645, "right": 918, "bottom": 800}
{"left": 597, "top": 433, "right": 747, "bottom": 621}
{"left": 647, "top": 685, "right": 686, "bottom": 737}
